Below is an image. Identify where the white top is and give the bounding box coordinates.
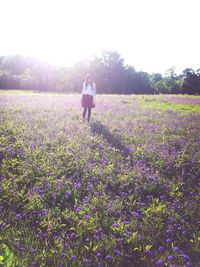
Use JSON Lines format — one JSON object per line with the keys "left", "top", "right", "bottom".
{"left": 81, "top": 81, "right": 96, "bottom": 101}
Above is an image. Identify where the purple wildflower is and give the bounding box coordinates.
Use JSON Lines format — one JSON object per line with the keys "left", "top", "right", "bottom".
{"left": 96, "top": 252, "right": 102, "bottom": 258}
{"left": 15, "top": 214, "right": 23, "bottom": 219}
{"left": 167, "top": 255, "right": 173, "bottom": 261}
{"left": 71, "top": 255, "right": 77, "bottom": 261}
{"left": 126, "top": 231, "right": 132, "bottom": 236}
{"left": 65, "top": 191, "right": 71, "bottom": 196}
{"left": 76, "top": 207, "right": 81, "bottom": 212}
{"left": 84, "top": 259, "right": 91, "bottom": 265}
{"left": 131, "top": 211, "right": 140, "bottom": 218}
{"left": 158, "top": 246, "right": 164, "bottom": 252}
{"left": 1, "top": 223, "right": 6, "bottom": 228}
{"left": 156, "top": 259, "right": 163, "bottom": 265}
{"left": 115, "top": 249, "right": 122, "bottom": 255}
{"left": 73, "top": 182, "right": 81, "bottom": 189}
{"left": 64, "top": 242, "right": 69, "bottom": 249}
{"left": 85, "top": 215, "right": 91, "bottom": 221}
{"left": 57, "top": 180, "right": 65, "bottom": 186}
{"left": 106, "top": 255, "right": 111, "bottom": 260}
{"left": 146, "top": 250, "right": 154, "bottom": 258}
{"left": 70, "top": 233, "right": 76, "bottom": 239}
{"left": 42, "top": 209, "right": 48, "bottom": 215}
{"left": 173, "top": 246, "right": 180, "bottom": 252}
{"left": 15, "top": 241, "right": 20, "bottom": 247}
{"left": 181, "top": 254, "right": 190, "bottom": 260}
{"left": 146, "top": 195, "right": 152, "bottom": 200}
{"left": 121, "top": 220, "right": 130, "bottom": 225}
{"left": 138, "top": 233, "right": 143, "bottom": 239}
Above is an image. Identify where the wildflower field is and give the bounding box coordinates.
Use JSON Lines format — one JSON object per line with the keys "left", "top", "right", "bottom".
{"left": 0, "top": 91, "right": 200, "bottom": 267}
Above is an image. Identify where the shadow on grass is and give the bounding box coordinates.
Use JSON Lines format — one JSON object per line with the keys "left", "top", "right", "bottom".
{"left": 90, "top": 121, "right": 130, "bottom": 157}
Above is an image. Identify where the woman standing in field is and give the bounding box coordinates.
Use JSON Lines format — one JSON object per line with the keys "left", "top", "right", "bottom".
{"left": 81, "top": 74, "right": 96, "bottom": 122}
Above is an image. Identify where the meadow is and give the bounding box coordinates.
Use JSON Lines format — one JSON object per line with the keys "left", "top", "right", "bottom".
{"left": 0, "top": 91, "right": 200, "bottom": 267}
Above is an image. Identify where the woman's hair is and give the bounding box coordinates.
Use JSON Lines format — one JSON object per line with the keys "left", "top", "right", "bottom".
{"left": 85, "top": 74, "right": 93, "bottom": 88}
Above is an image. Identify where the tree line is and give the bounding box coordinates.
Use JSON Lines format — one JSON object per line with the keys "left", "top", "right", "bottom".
{"left": 0, "top": 51, "right": 200, "bottom": 94}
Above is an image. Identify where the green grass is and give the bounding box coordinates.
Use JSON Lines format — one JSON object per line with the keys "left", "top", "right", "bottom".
{"left": 140, "top": 96, "right": 200, "bottom": 113}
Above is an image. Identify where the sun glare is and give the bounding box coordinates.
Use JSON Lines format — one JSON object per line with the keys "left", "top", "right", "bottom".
{"left": 1, "top": 0, "right": 200, "bottom": 73}
{"left": 1, "top": 0, "right": 101, "bottom": 66}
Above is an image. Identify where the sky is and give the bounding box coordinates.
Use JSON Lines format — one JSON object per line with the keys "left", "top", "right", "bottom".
{"left": 0, "top": 0, "right": 200, "bottom": 74}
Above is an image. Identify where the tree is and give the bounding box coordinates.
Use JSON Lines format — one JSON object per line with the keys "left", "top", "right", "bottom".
{"left": 181, "top": 68, "right": 200, "bottom": 94}
{"left": 123, "top": 65, "right": 137, "bottom": 94}
{"left": 150, "top": 73, "right": 163, "bottom": 94}
{"left": 134, "top": 71, "right": 152, "bottom": 94}
{"left": 1, "top": 55, "right": 28, "bottom": 74}
{"left": 19, "top": 68, "right": 37, "bottom": 90}
{"left": 100, "top": 51, "right": 126, "bottom": 93}
{"left": 164, "top": 67, "right": 181, "bottom": 94}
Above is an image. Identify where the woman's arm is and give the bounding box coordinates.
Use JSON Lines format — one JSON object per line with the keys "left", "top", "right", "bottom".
{"left": 81, "top": 82, "right": 85, "bottom": 101}
{"left": 93, "top": 82, "right": 96, "bottom": 102}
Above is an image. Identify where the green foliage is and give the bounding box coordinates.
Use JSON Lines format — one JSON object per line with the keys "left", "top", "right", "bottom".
{"left": 0, "top": 244, "right": 14, "bottom": 267}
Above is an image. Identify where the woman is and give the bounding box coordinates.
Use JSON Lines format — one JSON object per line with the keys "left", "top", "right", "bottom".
{"left": 81, "top": 74, "right": 96, "bottom": 122}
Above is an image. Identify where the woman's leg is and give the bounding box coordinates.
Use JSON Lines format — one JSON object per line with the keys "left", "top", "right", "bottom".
{"left": 87, "top": 107, "right": 91, "bottom": 122}
{"left": 83, "top": 107, "right": 87, "bottom": 120}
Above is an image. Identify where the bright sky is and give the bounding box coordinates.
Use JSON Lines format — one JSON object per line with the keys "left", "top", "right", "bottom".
{"left": 0, "top": 0, "right": 200, "bottom": 74}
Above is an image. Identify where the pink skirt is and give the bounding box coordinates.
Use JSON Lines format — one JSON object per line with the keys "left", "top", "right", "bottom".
{"left": 82, "top": 94, "right": 95, "bottom": 108}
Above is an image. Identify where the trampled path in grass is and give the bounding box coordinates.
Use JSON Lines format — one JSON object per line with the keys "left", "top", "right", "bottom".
{"left": 0, "top": 91, "right": 200, "bottom": 267}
